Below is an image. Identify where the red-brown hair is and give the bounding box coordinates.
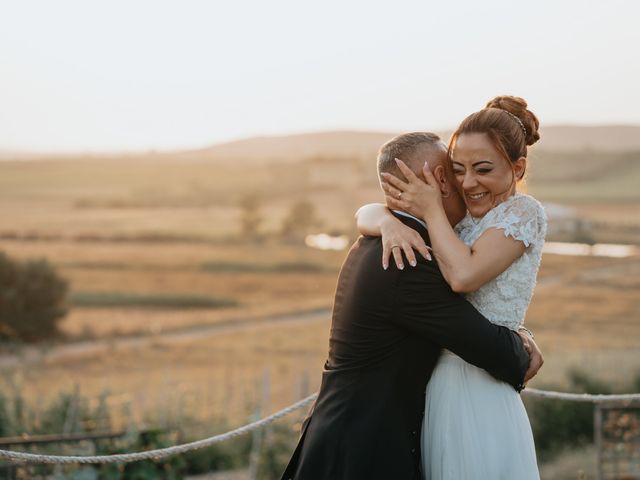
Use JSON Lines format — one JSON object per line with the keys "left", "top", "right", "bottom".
{"left": 448, "top": 95, "right": 541, "bottom": 180}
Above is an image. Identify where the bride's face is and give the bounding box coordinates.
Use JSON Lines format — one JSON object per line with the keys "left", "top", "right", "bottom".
{"left": 451, "top": 133, "right": 525, "bottom": 218}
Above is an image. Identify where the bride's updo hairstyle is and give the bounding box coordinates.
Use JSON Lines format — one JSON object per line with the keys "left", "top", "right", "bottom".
{"left": 448, "top": 95, "right": 541, "bottom": 181}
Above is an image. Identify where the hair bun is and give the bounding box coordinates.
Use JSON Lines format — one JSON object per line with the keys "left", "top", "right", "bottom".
{"left": 486, "top": 95, "right": 540, "bottom": 146}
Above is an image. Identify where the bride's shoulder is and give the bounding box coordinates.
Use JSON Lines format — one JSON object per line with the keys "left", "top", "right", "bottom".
{"left": 494, "top": 192, "right": 546, "bottom": 220}
{"left": 484, "top": 193, "right": 547, "bottom": 247}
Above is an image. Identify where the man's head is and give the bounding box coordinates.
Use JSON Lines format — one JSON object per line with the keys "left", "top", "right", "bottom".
{"left": 377, "top": 132, "right": 466, "bottom": 225}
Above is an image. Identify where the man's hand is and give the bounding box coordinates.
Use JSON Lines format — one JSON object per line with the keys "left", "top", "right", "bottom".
{"left": 518, "top": 328, "right": 544, "bottom": 385}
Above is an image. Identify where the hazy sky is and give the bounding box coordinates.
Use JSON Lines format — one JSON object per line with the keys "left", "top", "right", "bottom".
{"left": 1, "top": 0, "right": 638, "bottom": 152}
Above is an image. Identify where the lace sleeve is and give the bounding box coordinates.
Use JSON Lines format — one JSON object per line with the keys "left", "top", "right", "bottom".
{"left": 485, "top": 194, "right": 546, "bottom": 248}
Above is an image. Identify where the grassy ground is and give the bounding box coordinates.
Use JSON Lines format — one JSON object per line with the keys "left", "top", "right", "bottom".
{"left": 529, "top": 255, "right": 640, "bottom": 352}
{"left": 0, "top": 156, "right": 375, "bottom": 241}
{"left": 538, "top": 445, "right": 597, "bottom": 480}
{"left": 0, "top": 239, "right": 343, "bottom": 338}
{"left": 1, "top": 152, "right": 639, "bottom": 245}
{"left": 0, "top": 152, "right": 639, "bottom": 471}
{"left": 0, "top": 244, "right": 638, "bottom": 430}
{"left": 527, "top": 149, "right": 640, "bottom": 203}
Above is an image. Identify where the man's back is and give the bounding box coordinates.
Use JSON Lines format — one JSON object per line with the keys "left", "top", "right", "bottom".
{"left": 282, "top": 215, "right": 528, "bottom": 480}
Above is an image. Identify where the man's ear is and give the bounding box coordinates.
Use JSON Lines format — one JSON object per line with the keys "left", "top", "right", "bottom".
{"left": 433, "top": 165, "right": 450, "bottom": 197}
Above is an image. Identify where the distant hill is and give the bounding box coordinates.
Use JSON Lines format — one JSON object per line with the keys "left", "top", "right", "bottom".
{"left": 189, "top": 130, "right": 404, "bottom": 162}
{"left": 2, "top": 125, "right": 640, "bottom": 162}
{"left": 194, "top": 125, "right": 640, "bottom": 161}
{"left": 535, "top": 125, "right": 640, "bottom": 151}
{"left": 0, "top": 149, "right": 42, "bottom": 160}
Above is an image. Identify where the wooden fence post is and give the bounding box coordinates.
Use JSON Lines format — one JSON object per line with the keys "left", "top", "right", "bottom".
{"left": 594, "top": 403, "right": 604, "bottom": 480}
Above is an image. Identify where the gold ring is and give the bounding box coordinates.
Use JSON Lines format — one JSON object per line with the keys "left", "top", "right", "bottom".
{"left": 397, "top": 192, "right": 402, "bottom": 199}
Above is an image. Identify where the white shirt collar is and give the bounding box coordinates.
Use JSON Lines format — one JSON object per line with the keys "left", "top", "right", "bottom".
{"left": 392, "top": 210, "right": 427, "bottom": 229}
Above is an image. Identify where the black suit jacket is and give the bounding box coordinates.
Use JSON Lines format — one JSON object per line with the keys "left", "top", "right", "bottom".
{"left": 281, "top": 213, "right": 529, "bottom": 480}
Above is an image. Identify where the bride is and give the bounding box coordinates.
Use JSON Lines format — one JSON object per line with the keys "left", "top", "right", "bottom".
{"left": 356, "top": 95, "right": 545, "bottom": 479}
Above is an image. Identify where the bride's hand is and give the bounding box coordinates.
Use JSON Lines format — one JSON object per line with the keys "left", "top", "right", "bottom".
{"left": 380, "top": 215, "right": 432, "bottom": 270}
{"left": 518, "top": 330, "right": 544, "bottom": 385}
{"left": 381, "top": 158, "right": 443, "bottom": 220}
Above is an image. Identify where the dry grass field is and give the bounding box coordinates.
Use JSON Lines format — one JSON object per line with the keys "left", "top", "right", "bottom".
{"left": 0, "top": 156, "right": 378, "bottom": 242}
{"left": 0, "top": 239, "right": 638, "bottom": 432}
{"left": 0, "top": 239, "right": 343, "bottom": 338}
{"left": 0, "top": 144, "right": 638, "bottom": 479}
{"left": 2, "top": 145, "right": 639, "bottom": 245}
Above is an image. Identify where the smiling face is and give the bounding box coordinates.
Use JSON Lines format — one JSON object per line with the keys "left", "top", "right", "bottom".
{"left": 451, "top": 132, "right": 526, "bottom": 218}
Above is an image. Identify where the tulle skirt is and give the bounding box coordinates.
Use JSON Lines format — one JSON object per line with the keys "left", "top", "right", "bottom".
{"left": 421, "top": 350, "right": 540, "bottom": 480}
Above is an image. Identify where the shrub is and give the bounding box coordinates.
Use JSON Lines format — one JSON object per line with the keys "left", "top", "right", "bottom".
{"left": 182, "top": 435, "right": 252, "bottom": 474}
{"left": 524, "top": 369, "right": 613, "bottom": 460}
{"left": 0, "top": 252, "right": 68, "bottom": 341}
{"left": 0, "top": 394, "right": 11, "bottom": 437}
{"left": 34, "top": 390, "right": 112, "bottom": 435}
{"left": 98, "top": 429, "right": 187, "bottom": 480}
{"left": 256, "top": 423, "right": 300, "bottom": 480}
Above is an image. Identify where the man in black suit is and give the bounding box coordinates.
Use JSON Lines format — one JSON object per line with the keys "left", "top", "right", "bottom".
{"left": 281, "top": 132, "right": 542, "bottom": 480}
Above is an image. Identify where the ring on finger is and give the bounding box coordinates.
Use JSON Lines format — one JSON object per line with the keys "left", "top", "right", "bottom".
{"left": 397, "top": 191, "right": 402, "bottom": 199}
{"left": 390, "top": 245, "right": 401, "bottom": 250}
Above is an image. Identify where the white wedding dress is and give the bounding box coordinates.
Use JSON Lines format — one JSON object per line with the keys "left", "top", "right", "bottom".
{"left": 421, "top": 193, "right": 546, "bottom": 480}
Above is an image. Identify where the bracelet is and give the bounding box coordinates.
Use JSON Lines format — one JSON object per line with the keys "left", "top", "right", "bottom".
{"left": 518, "top": 326, "right": 535, "bottom": 340}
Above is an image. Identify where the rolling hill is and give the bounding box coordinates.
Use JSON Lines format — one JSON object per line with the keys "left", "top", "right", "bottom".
{"left": 192, "top": 125, "right": 640, "bottom": 162}
{"left": 3, "top": 125, "right": 640, "bottom": 163}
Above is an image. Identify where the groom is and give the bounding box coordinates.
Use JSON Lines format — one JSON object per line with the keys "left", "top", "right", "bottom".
{"left": 281, "top": 132, "right": 542, "bottom": 480}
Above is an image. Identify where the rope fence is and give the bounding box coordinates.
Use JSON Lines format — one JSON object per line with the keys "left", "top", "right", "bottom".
{"left": 0, "top": 394, "right": 318, "bottom": 465}
{"left": 0, "top": 389, "right": 638, "bottom": 465}
{"left": 522, "top": 388, "right": 640, "bottom": 403}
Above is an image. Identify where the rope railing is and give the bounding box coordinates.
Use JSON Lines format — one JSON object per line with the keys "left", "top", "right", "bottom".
{"left": 0, "top": 389, "right": 638, "bottom": 465}
{"left": 0, "top": 393, "right": 318, "bottom": 465}
{"left": 522, "top": 388, "right": 640, "bottom": 403}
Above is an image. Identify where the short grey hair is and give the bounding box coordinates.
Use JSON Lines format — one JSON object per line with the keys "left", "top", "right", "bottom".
{"left": 377, "top": 132, "right": 445, "bottom": 179}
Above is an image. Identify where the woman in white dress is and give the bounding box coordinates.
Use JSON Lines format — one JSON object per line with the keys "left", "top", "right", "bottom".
{"left": 357, "top": 95, "right": 545, "bottom": 479}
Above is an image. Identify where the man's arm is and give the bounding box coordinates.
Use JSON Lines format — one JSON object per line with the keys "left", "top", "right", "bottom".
{"left": 392, "top": 262, "right": 529, "bottom": 390}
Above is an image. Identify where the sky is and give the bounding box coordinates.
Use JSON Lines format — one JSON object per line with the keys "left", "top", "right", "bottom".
{"left": 1, "top": 0, "right": 639, "bottom": 152}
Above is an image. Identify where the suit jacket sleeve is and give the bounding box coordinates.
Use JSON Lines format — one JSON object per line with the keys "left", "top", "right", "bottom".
{"left": 391, "top": 261, "right": 529, "bottom": 390}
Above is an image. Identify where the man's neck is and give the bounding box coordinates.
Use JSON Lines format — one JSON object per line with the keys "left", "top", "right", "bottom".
{"left": 392, "top": 210, "right": 427, "bottom": 229}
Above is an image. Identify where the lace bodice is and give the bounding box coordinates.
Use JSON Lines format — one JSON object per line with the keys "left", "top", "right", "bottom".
{"left": 454, "top": 193, "right": 547, "bottom": 331}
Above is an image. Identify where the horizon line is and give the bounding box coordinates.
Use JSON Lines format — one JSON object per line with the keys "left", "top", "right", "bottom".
{"left": 2, "top": 122, "right": 640, "bottom": 157}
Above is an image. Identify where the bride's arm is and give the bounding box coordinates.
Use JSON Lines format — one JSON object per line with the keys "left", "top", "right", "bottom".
{"left": 355, "top": 203, "right": 432, "bottom": 269}
{"left": 355, "top": 203, "right": 394, "bottom": 236}
{"left": 382, "top": 160, "right": 526, "bottom": 292}
{"left": 417, "top": 210, "right": 525, "bottom": 292}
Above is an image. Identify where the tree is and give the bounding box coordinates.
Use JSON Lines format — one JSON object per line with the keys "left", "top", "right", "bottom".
{"left": 239, "top": 194, "right": 263, "bottom": 241}
{"left": 280, "top": 199, "right": 322, "bottom": 242}
{"left": 0, "top": 252, "right": 68, "bottom": 341}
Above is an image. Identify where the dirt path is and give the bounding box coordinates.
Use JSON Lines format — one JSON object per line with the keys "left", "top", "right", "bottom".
{"left": 0, "top": 307, "right": 331, "bottom": 370}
